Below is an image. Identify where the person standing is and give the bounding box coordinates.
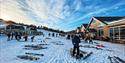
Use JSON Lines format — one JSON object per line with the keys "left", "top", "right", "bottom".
{"left": 7, "top": 32, "right": 11, "bottom": 41}
{"left": 23, "top": 33, "right": 28, "bottom": 41}
{"left": 56, "top": 33, "right": 58, "bottom": 37}
{"left": 48, "top": 33, "right": 51, "bottom": 37}
{"left": 85, "top": 32, "right": 93, "bottom": 44}
{"left": 67, "top": 35, "right": 70, "bottom": 39}
{"left": 85, "top": 32, "right": 90, "bottom": 43}
{"left": 15, "top": 32, "right": 18, "bottom": 40}
{"left": 31, "top": 36, "right": 35, "bottom": 42}
{"left": 17, "top": 32, "right": 22, "bottom": 41}
{"left": 11, "top": 32, "right": 15, "bottom": 40}
{"left": 89, "top": 33, "right": 93, "bottom": 44}
{"left": 52, "top": 33, "right": 55, "bottom": 37}
{"left": 72, "top": 34, "right": 81, "bottom": 56}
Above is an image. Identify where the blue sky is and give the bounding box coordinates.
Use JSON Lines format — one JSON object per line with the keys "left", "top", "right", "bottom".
{"left": 0, "top": 0, "right": 125, "bottom": 31}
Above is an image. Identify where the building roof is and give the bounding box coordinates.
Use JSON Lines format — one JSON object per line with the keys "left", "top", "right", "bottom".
{"left": 88, "top": 16, "right": 125, "bottom": 28}
{"left": 82, "top": 24, "right": 88, "bottom": 28}
{"left": 94, "top": 16, "right": 125, "bottom": 23}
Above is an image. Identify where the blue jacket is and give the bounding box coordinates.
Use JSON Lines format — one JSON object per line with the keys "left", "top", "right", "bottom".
{"left": 72, "top": 35, "right": 80, "bottom": 47}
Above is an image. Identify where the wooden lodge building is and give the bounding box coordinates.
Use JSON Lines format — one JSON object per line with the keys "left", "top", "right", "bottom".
{"left": 87, "top": 16, "right": 125, "bottom": 44}
{"left": 0, "top": 19, "right": 42, "bottom": 35}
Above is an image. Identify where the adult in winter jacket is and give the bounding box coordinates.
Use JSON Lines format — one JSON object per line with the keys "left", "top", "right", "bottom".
{"left": 72, "top": 35, "right": 81, "bottom": 56}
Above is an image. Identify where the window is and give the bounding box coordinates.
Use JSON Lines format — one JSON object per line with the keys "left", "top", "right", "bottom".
{"left": 120, "top": 27, "right": 125, "bottom": 39}
{"left": 114, "top": 27, "right": 119, "bottom": 39}
{"left": 98, "top": 29, "right": 103, "bottom": 36}
{"left": 110, "top": 28, "right": 113, "bottom": 37}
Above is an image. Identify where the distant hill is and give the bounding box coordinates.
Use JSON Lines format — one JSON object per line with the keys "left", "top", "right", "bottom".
{"left": 5, "top": 21, "right": 17, "bottom": 25}
{"left": 0, "top": 18, "right": 17, "bottom": 25}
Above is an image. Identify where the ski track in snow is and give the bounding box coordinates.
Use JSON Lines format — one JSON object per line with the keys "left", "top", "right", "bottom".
{"left": 0, "top": 30, "right": 125, "bottom": 63}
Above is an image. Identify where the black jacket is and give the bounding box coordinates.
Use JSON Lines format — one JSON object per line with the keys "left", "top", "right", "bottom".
{"left": 72, "top": 35, "right": 80, "bottom": 47}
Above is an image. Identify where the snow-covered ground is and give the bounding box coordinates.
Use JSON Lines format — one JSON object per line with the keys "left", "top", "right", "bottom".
{"left": 0, "top": 30, "right": 125, "bottom": 63}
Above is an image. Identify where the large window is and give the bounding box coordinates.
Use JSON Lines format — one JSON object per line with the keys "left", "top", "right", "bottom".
{"left": 110, "top": 26, "right": 125, "bottom": 40}
{"left": 120, "top": 27, "right": 125, "bottom": 39}
{"left": 110, "top": 28, "right": 113, "bottom": 38}
{"left": 114, "top": 27, "right": 119, "bottom": 39}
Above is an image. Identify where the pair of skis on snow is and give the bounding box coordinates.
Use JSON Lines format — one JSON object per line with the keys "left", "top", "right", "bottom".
{"left": 17, "top": 52, "right": 44, "bottom": 61}
{"left": 108, "top": 56, "right": 125, "bottom": 63}
{"left": 70, "top": 48, "right": 93, "bottom": 59}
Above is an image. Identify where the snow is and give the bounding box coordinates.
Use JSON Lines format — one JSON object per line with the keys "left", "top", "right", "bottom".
{"left": 0, "top": 29, "right": 125, "bottom": 63}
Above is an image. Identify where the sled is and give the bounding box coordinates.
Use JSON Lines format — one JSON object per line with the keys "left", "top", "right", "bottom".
{"left": 70, "top": 48, "right": 93, "bottom": 59}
